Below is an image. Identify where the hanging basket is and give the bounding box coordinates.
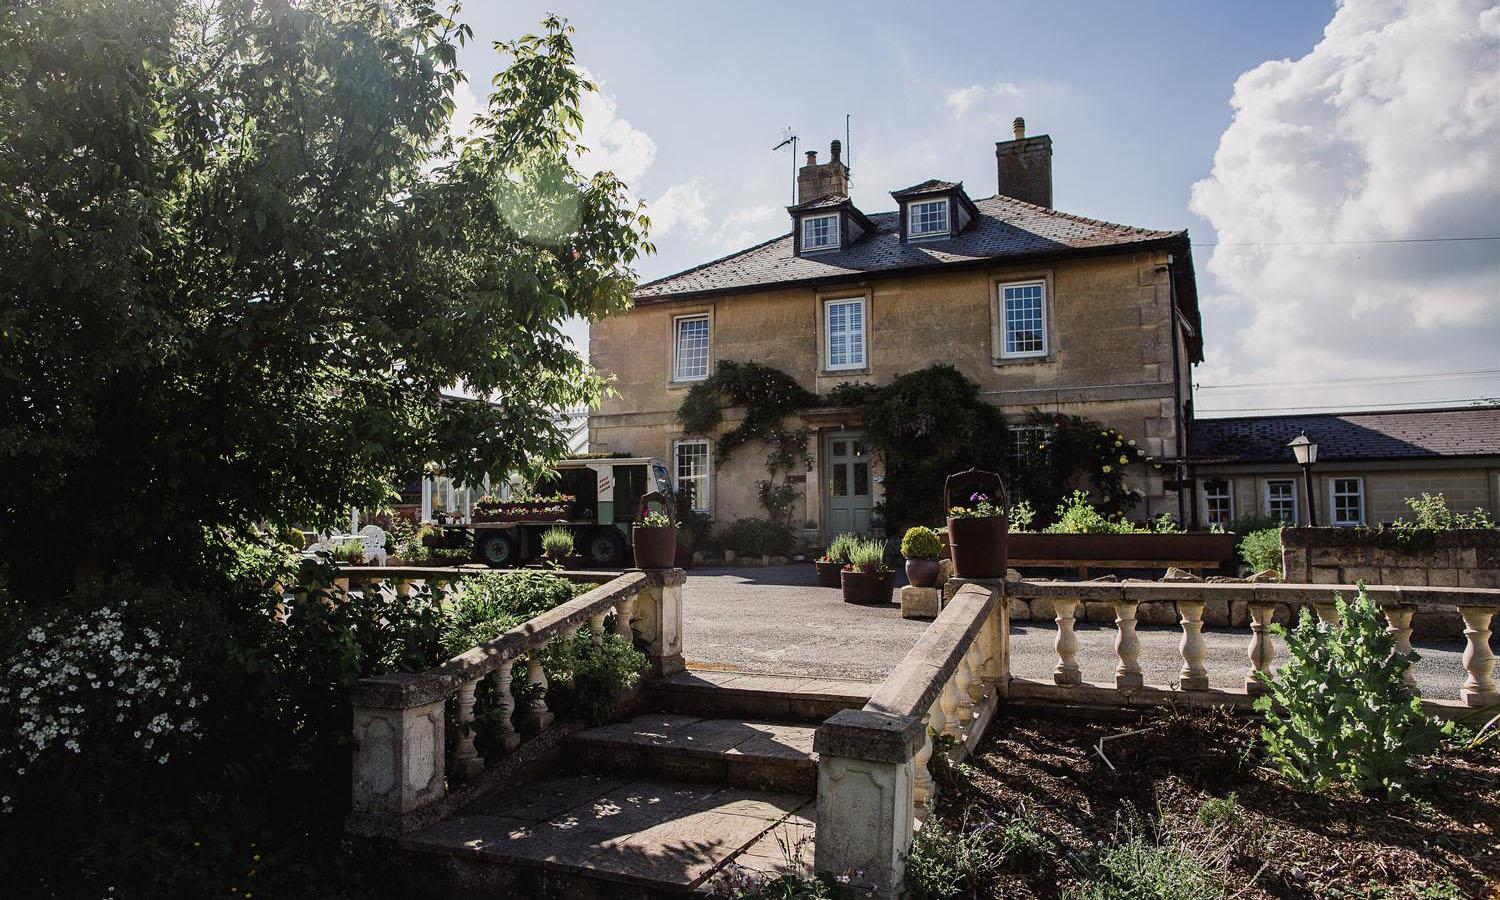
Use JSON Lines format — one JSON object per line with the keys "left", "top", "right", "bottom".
{"left": 631, "top": 490, "right": 678, "bottom": 569}
{"left": 944, "top": 468, "right": 1009, "bottom": 579}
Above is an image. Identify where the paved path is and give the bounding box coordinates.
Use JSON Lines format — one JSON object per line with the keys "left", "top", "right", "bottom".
{"left": 682, "top": 565, "right": 1472, "bottom": 701}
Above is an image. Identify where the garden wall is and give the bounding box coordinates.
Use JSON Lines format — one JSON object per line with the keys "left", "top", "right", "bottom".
{"left": 1280, "top": 527, "right": 1500, "bottom": 589}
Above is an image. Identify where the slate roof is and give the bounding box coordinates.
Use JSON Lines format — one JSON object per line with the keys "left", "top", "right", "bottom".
{"left": 890, "top": 179, "right": 962, "bottom": 198}
{"left": 1190, "top": 407, "right": 1500, "bottom": 464}
{"left": 785, "top": 193, "right": 851, "bottom": 212}
{"left": 634, "top": 193, "right": 1183, "bottom": 303}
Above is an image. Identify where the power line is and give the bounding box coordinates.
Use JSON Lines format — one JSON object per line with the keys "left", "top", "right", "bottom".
{"left": 1191, "top": 235, "right": 1500, "bottom": 247}
{"left": 1198, "top": 397, "right": 1497, "bottom": 414}
{"left": 1197, "top": 368, "right": 1500, "bottom": 391}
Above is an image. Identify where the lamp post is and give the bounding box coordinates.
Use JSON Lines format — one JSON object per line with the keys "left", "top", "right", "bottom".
{"left": 1287, "top": 432, "right": 1319, "bottom": 527}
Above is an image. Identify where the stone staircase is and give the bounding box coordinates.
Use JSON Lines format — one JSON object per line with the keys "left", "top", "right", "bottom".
{"left": 395, "top": 671, "right": 873, "bottom": 898}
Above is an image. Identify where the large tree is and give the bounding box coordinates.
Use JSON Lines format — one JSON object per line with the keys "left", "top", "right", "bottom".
{"left": 0, "top": 0, "right": 650, "bottom": 598}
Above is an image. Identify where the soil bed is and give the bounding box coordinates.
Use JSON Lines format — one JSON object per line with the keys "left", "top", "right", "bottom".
{"left": 931, "top": 707, "right": 1499, "bottom": 899}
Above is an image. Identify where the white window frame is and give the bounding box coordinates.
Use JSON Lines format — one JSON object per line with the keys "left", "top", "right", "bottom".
{"left": 1264, "top": 479, "right": 1299, "bottom": 524}
{"left": 1201, "top": 478, "right": 1235, "bottom": 526}
{"left": 997, "top": 279, "right": 1049, "bottom": 359}
{"left": 907, "top": 199, "right": 949, "bottom": 239}
{"left": 673, "top": 439, "right": 711, "bottom": 512}
{"left": 823, "top": 297, "right": 867, "bottom": 372}
{"left": 1329, "top": 477, "right": 1365, "bottom": 527}
{"left": 672, "top": 313, "right": 710, "bottom": 382}
{"left": 801, "top": 213, "right": 840, "bottom": 252}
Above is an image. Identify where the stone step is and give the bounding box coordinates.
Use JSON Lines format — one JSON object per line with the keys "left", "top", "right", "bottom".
{"left": 567, "top": 713, "right": 819, "bottom": 795}
{"left": 646, "top": 670, "right": 875, "bottom": 723}
{"left": 399, "top": 774, "right": 814, "bottom": 897}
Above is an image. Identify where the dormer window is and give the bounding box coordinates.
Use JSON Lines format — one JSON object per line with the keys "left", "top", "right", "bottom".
{"left": 802, "top": 213, "right": 840, "bottom": 252}
{"left": 908, "top": 199, "right": 949, "bottom": 239}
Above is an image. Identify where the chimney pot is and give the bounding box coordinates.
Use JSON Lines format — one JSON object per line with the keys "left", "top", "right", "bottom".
{"left": 830, "top": 139, "right": 842, "bottom": 163}
{"left": 1012, "top": 117, "right": 1026, "bottom": 140}
{"left": 806, "top": 150, "right": 817, "bottom": 165}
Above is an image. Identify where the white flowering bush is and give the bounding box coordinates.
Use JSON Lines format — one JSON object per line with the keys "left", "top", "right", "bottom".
{"left": 0, "top": 597, "right": 205, "bottom": 809}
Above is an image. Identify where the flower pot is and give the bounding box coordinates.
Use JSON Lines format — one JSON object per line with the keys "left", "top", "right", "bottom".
{"left": 1005, "top": 532, "right": 1238, "bottom": 566}
{"left": 946, "top": 515, "right": 1008, "bottom": 579}
{"left": 905, "top": 558, "right": 940, "bottom": 588}
{"left": 632, "top": 525, "right": 677, "bottom": 569}
{"left": 814, "top": 559, "right": 844, "bottom": 588}
{"left": 841, "top": 568, "right": 894, "bottom": 604}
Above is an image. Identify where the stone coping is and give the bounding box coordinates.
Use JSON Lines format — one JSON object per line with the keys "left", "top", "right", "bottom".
{"left": 333, "top": 565, "right": 623, "bottom": 583}
{"left": 1000, "top": 579, "right": 1500, "bottom": 609}
{"left": 1281, "top": 527, "right": 1500, "bottom": 550}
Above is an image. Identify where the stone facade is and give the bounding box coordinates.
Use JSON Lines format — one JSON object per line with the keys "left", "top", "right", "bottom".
{"left": 590, "top": 251, "right": 1193, "bottom": 539}
{"left": 1282, "top": 527, "right": 1500, "bottom": 589}
{"left": 1191, "top": 464, "right": 1500, "bottom": 529}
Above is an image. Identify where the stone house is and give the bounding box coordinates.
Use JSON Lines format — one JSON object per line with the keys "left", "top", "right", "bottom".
{"left": 589, "top": 120, "right": 1204, "bottom": 542}
{"left": 1189, "top": 406, "right": 1500, "bottom": 529}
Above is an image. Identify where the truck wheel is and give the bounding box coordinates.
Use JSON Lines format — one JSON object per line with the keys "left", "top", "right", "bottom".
{"left": 478, "top": 532, "right": 517, "bottom": 568}
{"left": 585, "top": 528, "right": 627, "bottom": 567}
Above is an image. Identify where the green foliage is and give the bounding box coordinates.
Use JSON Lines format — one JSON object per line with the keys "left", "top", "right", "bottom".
{"left": 907, "top": 808, "right": 1046, "bottom": 900}
{"left": 1007, "top": 499, "right": 1037, "bottom": 531}
{"left": 541, "top": 526, "right": 574, "bottom": 557}
{"left": 546, "top": 629, "right": 645, "bottom": 725}
{"left": 718, "top": 518, "right": 797, "bottom": 558}
{"left": 1253, "top": 587, "right": 1451, "bottom": 798}
{"left": 1394, "top": 492, "right": 1494, "bottom": 531}
{"left": 1016, "top": 412, "right": 1152, "bottom": 523}
{"left": 901, "top": 526, "right": 942, "bottom": 560}
{"left": 1064, "top": 818, "right": 1229, "bottom": 900}
{"left": 821, "top": 532, "right": 858, "bottom": 564}
{"left": 330, "top": 538, "right": 368, "bottom": 564}
{"left": 846, "top": 537, "right": 887, "bottom": 572}
{"left": 0, "top": 2, "right": 649, "bottom": 603}
{"left": 1043, "top": 491, "right": 1139, "bottom": 534}
{"left": 864, "top": 365, "right": 1011, "bottom": 534}
{"left": 1223, "top": 513, "right": 1283, "bottom": 535}
{"left": 1238, "top": 527, "right": 1283, "bottom": 574}
{"left": 1355, "top": 879, "right": 1466, "bottom": 900}
{"left": 677, "top": 360, "right": 818, "bottom": 462}
{"left": 637, "top": 510, "right": 673, "bottom": 528}
{"left": 947, "top": 490, "right": 1007, "bottom": 519}
{"left": 757, "top": 479, "right": 803, "bottom": 524}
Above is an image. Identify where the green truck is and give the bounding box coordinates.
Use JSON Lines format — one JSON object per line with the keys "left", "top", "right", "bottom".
{"left": 437, "top": 457, "right": 672, "bottom": 567}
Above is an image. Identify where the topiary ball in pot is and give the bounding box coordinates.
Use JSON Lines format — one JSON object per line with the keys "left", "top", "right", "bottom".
{"left": 901, "top": 526, "right": 942, "bottom": 588}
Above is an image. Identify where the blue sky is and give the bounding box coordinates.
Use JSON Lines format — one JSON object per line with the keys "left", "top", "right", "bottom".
{"left": 454, "top": 1, "right": 1500, "bottom": 416}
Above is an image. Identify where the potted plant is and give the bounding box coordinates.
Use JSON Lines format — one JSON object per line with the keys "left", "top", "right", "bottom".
{"left": 841, "top": 537, "right": 894, "bottom": 604}
{"left": 945, "top": 468, "right": 1008, "bottom": 579}
{"left": 541, "top": 526, "right": 584, "bottom": 569}
{"left": 632, "top": 490, "right": 678, "bottom": 569}
{"left": 901, "top": 526, "right": 942, "bottom": 588}
{"left": 331, "top": 537, "right": 368, "bottom": 567}
{"left": 816, "top": 533, "right": 856, "bottom": 588}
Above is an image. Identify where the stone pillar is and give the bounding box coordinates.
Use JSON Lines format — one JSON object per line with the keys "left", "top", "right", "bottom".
{"left": 1384, "top": 605, "right": 1419, "bottom": 695}
{"left": 1177, "top": 599, "right": 1209, "bottom": 691}
{"left": 1246, "top": 602, "right": 1278, "bottom": 694}
{"left": 1459, "top": 606, "right": 1499, "bottom": 707}
{"left": 348, "top": 673, "right": 450, "bottom": 836}
{"left": 1113, "top": 600, "right": 1143, "bottom": 690}
{"left": 634, "top": 568, "right": 686, "bottom": 676}
{"left": 813, "top": 709, "right": 923, "bottom": 900}
{"left": 1053, "top": 597, "right": 1081, "bottom": 686}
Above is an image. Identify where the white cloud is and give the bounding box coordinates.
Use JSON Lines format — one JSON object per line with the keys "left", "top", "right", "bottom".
{"left": 647, "top": 180, "right": 711, "bottom": 237}
{"left": 945, "top": 81, "right": 1024, "bottom": 117}
{"left": 1189, "top": 0, "right": 1500, "bottom": 412}
{"left": 713, "top": 203, "right": 780, "bottom": 249}
{"left": 572, "top": 69, "right": 656, "bottom": 187}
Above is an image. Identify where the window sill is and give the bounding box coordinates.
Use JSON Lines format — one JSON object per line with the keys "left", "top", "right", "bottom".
{"left": 820, "top": 367, "right": 871, "bottom": 378}
{"left": 992, "top": 353, "right": 1054, "bottom": 367}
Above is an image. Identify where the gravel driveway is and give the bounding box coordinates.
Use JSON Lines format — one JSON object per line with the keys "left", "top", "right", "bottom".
{"left": 681, "top": 564, "right": 1472, "bottom": 700}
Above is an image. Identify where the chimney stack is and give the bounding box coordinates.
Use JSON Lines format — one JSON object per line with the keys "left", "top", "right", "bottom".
{"left": 796, "top": 139, "right": 850, "bottom": 205}
{"left": 995, "top": 117, "right": 1052, "bottom": 208}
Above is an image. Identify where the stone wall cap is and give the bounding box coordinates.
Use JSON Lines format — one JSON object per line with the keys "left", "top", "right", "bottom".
{"left": 351, "top": 672, "right": 455, "bottom": 709}
{"left": 813, "top": 708, "right": 924, "bottom": 763}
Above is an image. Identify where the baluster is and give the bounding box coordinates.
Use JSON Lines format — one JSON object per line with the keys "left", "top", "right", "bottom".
{"left": 1113, "top": 599, "right": 1143, "bottom": 690}
{"left": 1053, "top": 597, "right": 1082, "bottom": 686}
{"left": 1313, "top": 599, "right": 1341, "bottom": 626}
{"left": 1458, "top": 606, "right": 1499, "bottom": 707}
{"left": 451, "top": 678, "right": 484, "bottom": 778}
{"left": 490, "top": 658, "right": 521, "bottom": 752}
{"left": 559, "top": 624, "right": 581, "bottom": 687}
{"left": 613, "top": 595, "right": 636, "bottom": 642}
{"left": 589, "top": 609, "right": 608, "bottom": 647}
{"left": 952, "top": 660, "right": 975, "bottom": 739}
{"left": 912, "top": 702, "right": 938, "bottom": 807}
{"left": 964, "top": 643, "right": 989, "bottom": 705}
{"left": 1246, "top": 602, "right": 1277, "bottom": 694}
{"left": 522, "top": 647, "right": 554, "bottom": 731}
{"left": 394, "top": 577, "right": 412, "bottom": 599}
{"left": 939, "top": 678, "right": 962, "bottom": 740}
{"left": 333, "top": 576, "right": 351, "bottom": 601}
{"left": 1384, "top": 605, "right": 1419, "bottom": 695}
{"left": 1177, "top": 599, "right": 1209, "bottom": 691}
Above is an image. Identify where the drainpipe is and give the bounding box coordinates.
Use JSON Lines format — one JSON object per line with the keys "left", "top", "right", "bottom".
{"left": 1157, "top": 257, "right": 1189, "bottom": 528}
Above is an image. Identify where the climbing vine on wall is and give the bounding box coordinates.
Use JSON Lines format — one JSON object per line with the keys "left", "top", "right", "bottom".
{"left": 1016, "top": 411, "right": 1153, "bottom": 518}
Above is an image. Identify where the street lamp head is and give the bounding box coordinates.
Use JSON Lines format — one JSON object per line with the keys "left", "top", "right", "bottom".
{"left": 1287, "top": 432, "right": 1318, "bottom": 466}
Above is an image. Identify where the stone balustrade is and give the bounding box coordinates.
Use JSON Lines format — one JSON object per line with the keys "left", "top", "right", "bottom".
{"left": 813, "top": 581, "right": 1007, "bottom": 898}
{"left": 1000, "top": 580, "right": 1500, "bottom": 712}
{"left": 344, "top": 568, "right": 685, "bottom": 838}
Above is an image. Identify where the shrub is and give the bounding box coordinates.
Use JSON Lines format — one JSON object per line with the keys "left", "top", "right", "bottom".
{"left": 462, "top": 571, "right": 577, "bottom": 621}
{"left": 429, "top": 546, "right": 475, "bottom": 564}
{"left": 1223, "top": 513, "right": 1283, "bottom": 535}
{"left": 1394, "top": 492, "right": 1494, "bottom": 531}
{"left": 821, "top": 532, "right": 858, "bottom": 564}
{"left": 846, "top": 538, "right": 888, "bottom": 573}
{"left": 1253, "top": 587, "right": 1451, "bottom": 798}
{"left": 901, "top": 526, "right": 942, "bottom": 560}
{"left": 541, "top": 526, "right": 574, "bottom": 558}
{"left": 1237, "top": 527, "right": 1283, "bottom": 574}
{"left": 330, "top": 537, "right": 367, "bottom": 564}
{"left": 907, "top": 808, "right": 1045, "bottom": 899}
{"left": 719, "top": 518, "right": 797, "bottom": 558}
{"left": 550, "top": 629, "right": 646, "bottom": 725}
{"left": 1043, "top": 491, "right": 1137, "bottom": 534}
{"left": 1007, "top": 499, "right": 1036, "bottom": 531}
{"left": 1064, "top": 817, "right": 1228, "bottom": 900}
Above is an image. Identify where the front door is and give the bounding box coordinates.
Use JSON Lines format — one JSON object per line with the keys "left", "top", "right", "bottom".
{"left": 825, "top": 432, "right": 873, "bottom": 536}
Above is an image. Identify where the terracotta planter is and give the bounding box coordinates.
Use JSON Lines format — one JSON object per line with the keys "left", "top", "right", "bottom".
{"left": 905, "top": 558, "right": 940, "bottom": 588}
{"left": 632, "top": 525, "right": 677, "bottom": 569}
{"left": 946, "top": 515, "right": 1009, "bottom": 579}
{"left": 814, "top": 559, "right": 844, "bottom": 588}
{"left": 841, "top": 568, "right": 894, "bottom": 604}
{"left": 1006, "top": 532, "right": 1237, "bottom": 565}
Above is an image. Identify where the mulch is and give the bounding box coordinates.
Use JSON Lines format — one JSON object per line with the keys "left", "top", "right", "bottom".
{"left": 932, "top": 707, "right": 1500, "bottom": 899}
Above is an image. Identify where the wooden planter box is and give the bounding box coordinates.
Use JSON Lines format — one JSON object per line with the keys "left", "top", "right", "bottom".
{"left": 1007, "top": 532, "right": 1238, "bottom": 570}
